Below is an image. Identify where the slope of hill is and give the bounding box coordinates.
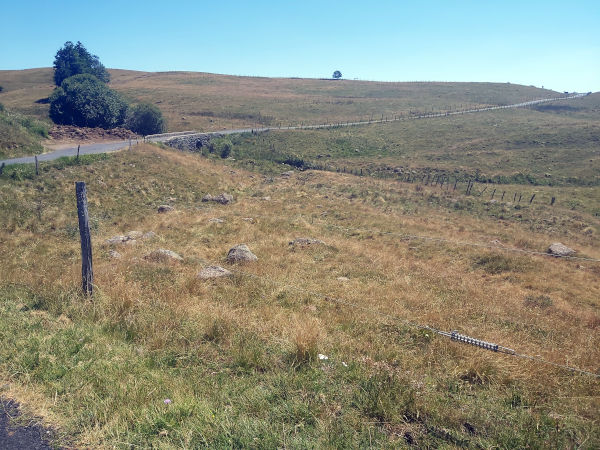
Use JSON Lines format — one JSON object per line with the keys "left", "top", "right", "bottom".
{"left": 0, "top": 144, "right": 598, "bottom": 447}
{"left": 0, "top": 106, "right": 48, "bottom": 159}
{"left": 0, "top": 68, "right": 562, "bottom": 132}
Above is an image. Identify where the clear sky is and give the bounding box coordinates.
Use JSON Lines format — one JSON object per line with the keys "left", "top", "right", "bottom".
{"left": 1, "top": 0, "right": 598, "bottom": 92}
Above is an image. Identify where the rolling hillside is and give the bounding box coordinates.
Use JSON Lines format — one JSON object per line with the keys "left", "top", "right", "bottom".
{"left": 0, "top": 144, "right": 598, "bottom": 447}
{"left": 0, "top": 67, "right": 598, "bottom": 447}
{"left": 0, "top": 68, "right": 564, "bottom": 132}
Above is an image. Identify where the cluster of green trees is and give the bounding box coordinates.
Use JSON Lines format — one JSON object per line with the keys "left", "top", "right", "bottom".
{"left": 49, "top": 42, "right": 165, "bottom": 135}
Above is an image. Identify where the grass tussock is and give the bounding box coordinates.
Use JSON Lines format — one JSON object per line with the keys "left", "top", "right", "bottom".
{"left": 0, "top": 144, "right": 598, "bottom": 447}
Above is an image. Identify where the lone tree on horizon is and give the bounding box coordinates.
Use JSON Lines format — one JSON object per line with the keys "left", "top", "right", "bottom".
{"left": 53, "top": 41, "right": 110, "bottom": 86}
{"left": 332, "top": 70, "right": 342, "bottom": 79}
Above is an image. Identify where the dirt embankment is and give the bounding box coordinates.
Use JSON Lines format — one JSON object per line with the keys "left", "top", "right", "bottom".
{"left": 46, "top": 125, "right": 139, "bottom": 146}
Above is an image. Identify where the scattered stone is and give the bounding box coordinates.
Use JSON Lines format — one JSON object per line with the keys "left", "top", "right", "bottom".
{"left": 242, "top": 217, "right": 254, "bottom": 222}
{"left": 208, "top": 218, "right": 225, "bottom": 224}
{"left": 262, "top": 196, "right": 271, "bottom": 201}
{"left": 490, "top": 239, "right": 502, "bottom": 246}
{"left": 202, "top": 193, "right": 234, "bottom": 204}
{"left": 289, "top": 237, "right": 325, "bottom": 247}
{"left": 318, "top": 354, "right": 329, "bottom": 360}
{"left": 281, "top": 170, "right": 294, "bottom": 177}
{"left": 547, "top": 243, "right": 576, "bottom": 257}
{"left": 337, "top": 276, "right": 349, "bottom": 282}
{"left": 109, "top": 250, "right": 122, "bottom": 259}
{"left": 105, "top": 235, "right": 127, "bottom": 245}
{"left": 106, "top": 231, "right": 155, "bottom": 245}
{"left": 489, "top": 199, "right": 498, "bottom": 204}
{"left": 198, "top": 266, "right": 232, "bottom": 279}
{"left": 157, "top": 205, "right": 174, "bottom": 214}
{"left": 226, "top": 244, "right": 258, "bottom": 263}
{"left": 126, "top": 230, "right": 143, "bottom": 240}
{"left": 144, "top": 248, "right": 183, "bottom": 263}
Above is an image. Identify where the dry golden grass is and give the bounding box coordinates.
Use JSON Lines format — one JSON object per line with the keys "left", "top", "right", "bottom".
{"left": 0, "top": 68, "right": 563, "bottom": 132}
{"left": 0, "top": 144, "right": 598, "bottom": 447}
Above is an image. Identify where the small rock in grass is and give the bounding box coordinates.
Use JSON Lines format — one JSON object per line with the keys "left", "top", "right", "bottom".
{"left": 337, "top": 276, "right": 349, "bottom": 282}
{"left": 208, "top": 218, "right": 225, "bottom": 224}
{"left": 126, "top": 230, "right": 143, "bottom": 239}
{"left": 202, "top": 193, "right": 234, "bottom": 204}
{"left": 105, "top": 235, "right": 127, "bottom": 245}
{"left": 547, "top": 243, "right": 575, "bottom": 257}
{"left": 142, "top": 231, "right": 156, "bottom": 240}
{"left": 198, "top": 266, "right": 232, "bottom": 279}
{"left": 144, "top": 248, "right": 183, "bottom": 263}
{"left": 226, "top": 244, "right": 258, "bottom": 263}
{"left": 158, "top": 205, "right": 174, "bottom": 213}
{"left": 281, "top": 171, "right": 294, "bottom": 177}
{"left": 109, "top": 250, "right": 122, "bottom": 259}
{"left": 289, "top": 237, "right": 325, "bottom": 247}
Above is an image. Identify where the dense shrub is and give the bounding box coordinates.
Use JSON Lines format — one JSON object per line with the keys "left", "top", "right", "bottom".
{"left": 49, "top": 74, "right": 128, "bottom": 128}
{"left": 53, "top": 41, "right": 110, "bottom": 86}
{"left": 125, "top": 103, "right": 166, "bottom": 136}
{"left": 213, "top": 139, "right": 233, "bottom": 159}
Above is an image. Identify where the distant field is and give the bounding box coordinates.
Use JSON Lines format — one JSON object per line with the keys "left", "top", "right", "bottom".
{"left": 0, "top": 68, "right": 564, "bottom": 132}
{"left": 0, "top": 145, "right": 598, "bottom": 447}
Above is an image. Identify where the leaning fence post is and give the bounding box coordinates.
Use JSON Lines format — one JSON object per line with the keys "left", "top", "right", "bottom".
{"left": 76, "top": 181, "right": 93, "bottom": 296}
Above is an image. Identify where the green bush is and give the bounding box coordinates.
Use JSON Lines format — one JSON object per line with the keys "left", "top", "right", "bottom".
{"left": 53, "top": 41, "right": 110, "bottom": 86}
{"left": 213, "top": 138, "right": 233, "bottom": 159}
{"left": 49, "top": 74, "right": 128, "bottom": 129}
{"left": 125, "top": 103, "right": 166, "bottom": 136}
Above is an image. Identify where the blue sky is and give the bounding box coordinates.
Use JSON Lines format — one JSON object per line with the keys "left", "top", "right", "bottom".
{"left": 1, "top": 0, "right": 599, "bottom": 92}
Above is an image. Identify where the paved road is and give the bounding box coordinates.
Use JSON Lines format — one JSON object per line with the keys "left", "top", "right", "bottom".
{"left": 0, "top": 93, "right": 588, "bottom": 167}
{"left": 0, "top": 399, "right": 54, "bottom": 450}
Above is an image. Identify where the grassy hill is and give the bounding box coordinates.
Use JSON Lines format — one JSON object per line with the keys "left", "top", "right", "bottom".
{"left": 0, "top": 105, "right": 49, "bottom": 159}
{"left": 0, "top": 68, "right": 598, "bottom": 447}
{"left": 224, "top": 103, "right": 600, "bottom": 187}
{"left": 0, "top": 145, "right": 598, "bottom": 447}
{"left": 0, "top": 68, "right": 563, "bottom": 132}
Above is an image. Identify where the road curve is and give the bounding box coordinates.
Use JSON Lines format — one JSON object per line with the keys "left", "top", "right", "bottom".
{"left": 0, "top": 93, "right": 588, "bottom": 167}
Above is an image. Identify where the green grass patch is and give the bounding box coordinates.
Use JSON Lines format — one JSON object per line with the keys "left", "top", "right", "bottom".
{"left": 472, "top": 253, "right": 530, "bottom": 274}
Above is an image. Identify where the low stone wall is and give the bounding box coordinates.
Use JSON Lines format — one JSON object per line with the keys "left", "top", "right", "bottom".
{"left": 164, "top": 133, "right": 224, "bottom": 152}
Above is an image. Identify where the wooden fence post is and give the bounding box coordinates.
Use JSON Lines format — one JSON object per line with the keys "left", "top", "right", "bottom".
{"left": 35, "top": 155, "right": 39, "bottom": 176}
{"left": 76, "top": 144, "right": 80, "bottom": 160}
{"left": 551, "top": 196, "right": 556, "bottom": 206}
{"left": 76, "top": 182, "right": 93, "bottom": 296}
{"left": 0, "top": 162, "right": 5, "bottom": 176}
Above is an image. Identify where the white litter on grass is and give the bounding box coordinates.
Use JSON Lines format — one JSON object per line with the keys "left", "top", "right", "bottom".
{"left": 342, "top": 362, "right": 348, "bottom": 367}
{"left": 318, "top": 353, "right": 329, "bottom": 360}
